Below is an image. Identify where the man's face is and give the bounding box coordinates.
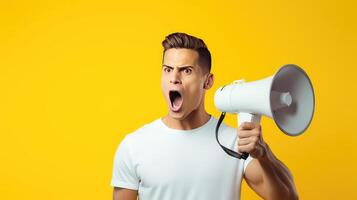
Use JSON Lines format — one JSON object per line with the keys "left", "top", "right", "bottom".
{"left": 161, "top": 48, "right": 210, "bottom": 120}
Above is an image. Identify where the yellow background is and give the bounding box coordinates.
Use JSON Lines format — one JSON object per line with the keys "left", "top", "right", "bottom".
{"left": 1, "top": 0, "right": 356, "bottom": 199}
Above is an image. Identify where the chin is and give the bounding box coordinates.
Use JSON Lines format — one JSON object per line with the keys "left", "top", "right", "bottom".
{"left": 167, "top": 108, "right": 188, "bottom": 120}
{"left": 168, "top": 111, "right": 185, "bottom": 120}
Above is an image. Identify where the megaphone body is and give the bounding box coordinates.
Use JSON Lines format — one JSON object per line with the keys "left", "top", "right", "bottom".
{"left": 214, "top": 64, "right": 315, "bottom": 159}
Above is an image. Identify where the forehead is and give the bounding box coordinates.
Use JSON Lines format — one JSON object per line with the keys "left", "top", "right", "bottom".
{"left": 163, "top": 48, "right": 199, "bottom": 67}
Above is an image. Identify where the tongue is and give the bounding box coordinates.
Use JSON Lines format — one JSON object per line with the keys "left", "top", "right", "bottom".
{"left": 172, "top": 96, "right": 183, "bottom": 111}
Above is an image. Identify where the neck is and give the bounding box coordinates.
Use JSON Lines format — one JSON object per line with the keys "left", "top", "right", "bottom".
{"left": 162, "top": 101, "right": 211, "bottom": 130}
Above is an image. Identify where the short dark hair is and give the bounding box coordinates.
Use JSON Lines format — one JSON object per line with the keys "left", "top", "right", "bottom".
{"left": 162, "top": 32, "right": 211, "bottom": 74}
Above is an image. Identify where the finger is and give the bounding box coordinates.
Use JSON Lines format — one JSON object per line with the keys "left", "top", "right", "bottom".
{"left": 238, "top": 143, "right": 256, "bottom": 153}
{"left": 237, "top": 138, "right": 251, "bottom": 146}
{"left": 238, "top": 129, "right": 261, "bottom": 138}
{"left": 238, "top": 136, "right": 259, "bottom": 146}
{"left": 239, "top": 122, "right": 256, "bottom": 130}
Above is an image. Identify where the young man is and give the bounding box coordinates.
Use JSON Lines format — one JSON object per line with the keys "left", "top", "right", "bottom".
{"left": 111, "top": 32, "right": 299, "bottom": 200}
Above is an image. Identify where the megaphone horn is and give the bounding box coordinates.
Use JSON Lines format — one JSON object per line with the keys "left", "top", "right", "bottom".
{"left": 214, "top": 64, "right": 315, "bottom": 159}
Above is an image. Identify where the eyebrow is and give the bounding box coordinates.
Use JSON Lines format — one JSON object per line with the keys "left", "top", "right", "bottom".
{"left": 162, "top": 64, "right": 194, "bottom": 70}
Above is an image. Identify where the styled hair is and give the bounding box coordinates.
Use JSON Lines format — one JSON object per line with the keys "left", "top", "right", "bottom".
{"left": 162, "top": 32, "right": 211, "bottom": 74}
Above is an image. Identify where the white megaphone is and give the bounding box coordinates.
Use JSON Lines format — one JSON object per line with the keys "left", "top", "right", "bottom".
{"left": 214, "top": 64, "right": 315, "bottom": 159}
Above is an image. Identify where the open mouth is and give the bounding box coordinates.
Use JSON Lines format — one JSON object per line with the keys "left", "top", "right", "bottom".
{"left": 169, "top": 90, "right": 183, "bottom": 112}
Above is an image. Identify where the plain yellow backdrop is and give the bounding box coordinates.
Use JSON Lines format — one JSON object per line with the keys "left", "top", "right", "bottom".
{"left": 1, "top": 0, "right": 356, "bottom": 199}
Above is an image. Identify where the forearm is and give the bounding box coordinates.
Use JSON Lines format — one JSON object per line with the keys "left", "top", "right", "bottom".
{"left": 258, "top": 144, "right": 298, "bottom": 200}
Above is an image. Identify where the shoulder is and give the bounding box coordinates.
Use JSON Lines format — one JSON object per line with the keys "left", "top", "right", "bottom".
{"left": 216, "top": 117, "right": 237, "bottom": 137}
{"left": 211, "top": 116, "right": 238, "bottom": 147}
{"left": 114, "top": 118, "right": 160, "bottom": 157}
{"left": 122, "top": 118, "right": 161, "bottom": 143}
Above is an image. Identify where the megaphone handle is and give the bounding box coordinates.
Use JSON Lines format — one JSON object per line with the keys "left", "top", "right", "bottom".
{"left": 237, "top": 113, "right": 262, "bottom": 160}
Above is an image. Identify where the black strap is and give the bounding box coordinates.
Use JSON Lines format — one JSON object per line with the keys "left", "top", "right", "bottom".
{"left": 215, "top": 112, "right": 249, "bottom": 160}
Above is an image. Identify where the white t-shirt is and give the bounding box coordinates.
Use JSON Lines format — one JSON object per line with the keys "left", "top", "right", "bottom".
{"left": 111, "top": 115, "right": 254, "bottom": 200}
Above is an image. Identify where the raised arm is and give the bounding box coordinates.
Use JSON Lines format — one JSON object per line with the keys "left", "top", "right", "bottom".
{"left": 237, "top": 122, "right": 299, "bottom": 200}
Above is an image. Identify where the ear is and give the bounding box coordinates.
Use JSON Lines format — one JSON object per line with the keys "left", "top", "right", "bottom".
{"left": 203, "top": 73, "right": 214, "bottom": 89}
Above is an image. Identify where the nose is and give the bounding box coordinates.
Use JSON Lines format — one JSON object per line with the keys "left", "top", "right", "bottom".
{"left": 170, "top": 70, "right": 182, "bottom": 84}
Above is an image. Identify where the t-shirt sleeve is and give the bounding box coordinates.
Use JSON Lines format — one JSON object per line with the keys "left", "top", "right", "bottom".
{"left": 110, "top": 135, "right": 139, "bottom": 190}
{"left": 243, "top": 154, "right": 254, "bottom": 174}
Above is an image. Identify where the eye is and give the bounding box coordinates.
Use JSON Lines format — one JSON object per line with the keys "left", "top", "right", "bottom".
{"left": 164, "top": 67, "right": 171, "bottom": 73}
{"left": 184, "top": 68, "right": 192, "bottom": 74}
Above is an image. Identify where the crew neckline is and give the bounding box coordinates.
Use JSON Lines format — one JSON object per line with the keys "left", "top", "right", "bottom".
{"left": 158, "top": 115, "right": 215, "bottom": 134}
